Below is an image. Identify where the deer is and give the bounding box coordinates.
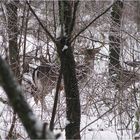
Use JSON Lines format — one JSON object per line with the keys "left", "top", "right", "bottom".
{"left": 32, "top": 63, "right": 60, "bottom": 110}
{"left": 32, "top": 48, "right": 101, "bottom": 110}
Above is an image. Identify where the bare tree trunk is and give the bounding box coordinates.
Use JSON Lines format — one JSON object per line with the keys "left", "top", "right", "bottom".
{"left": 26, "top": 1, "right": 81, "bottom": 138}
{"left": 6, "top": 1, "right": 20, "bottom": 139}
{"left": 109, "top": 0, "right": 124, "bottom": 136}
{"left": 109, "top": 0, "right": 123, "bottom": 87}
{"left": 57, "top": 1, "right": 81, "bottom": 139}
{"left": 6, "top": 1, "right": 20, "bottom": 80}
{"left": 136, "top": 1, "right": 140, "bottom": 32}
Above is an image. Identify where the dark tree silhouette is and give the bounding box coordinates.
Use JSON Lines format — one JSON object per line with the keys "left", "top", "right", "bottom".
{"left": 56, "top": 1, "right": 81, "bottom": 139}
{"left": 109, "top": 0, "right": 123, "bottom": 87}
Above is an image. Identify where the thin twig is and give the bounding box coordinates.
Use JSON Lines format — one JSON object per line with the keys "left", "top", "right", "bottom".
{"left": 80, "top": 101, "right": 120, "bottom": 132}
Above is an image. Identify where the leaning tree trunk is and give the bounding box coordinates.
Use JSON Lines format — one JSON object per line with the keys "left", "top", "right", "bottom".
{"left": 109, "top": 0, "right": 123, "bottom": 87}
{"left": 56, "top": 1, "right": 81, "bottom": 139}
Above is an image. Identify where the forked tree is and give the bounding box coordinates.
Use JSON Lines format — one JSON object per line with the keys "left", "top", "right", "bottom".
{"left": 27, "top": 1, "right": 81, "bottom": 139}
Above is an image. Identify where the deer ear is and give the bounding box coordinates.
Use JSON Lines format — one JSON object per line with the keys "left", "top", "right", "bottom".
{"left": 32, "top": 67, "right": 39, "bottom": 84}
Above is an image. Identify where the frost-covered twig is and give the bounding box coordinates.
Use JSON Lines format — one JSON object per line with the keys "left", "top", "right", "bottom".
{"left": 80, "top": 102, "right": 120, "bottom": 133}
{"left": 0, "top": 56, "right": 56, "bottom": 139}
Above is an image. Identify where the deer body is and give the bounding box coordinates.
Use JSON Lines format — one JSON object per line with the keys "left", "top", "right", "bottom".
{"left": 32, "top": 64, "right": 60, "bottom": 109}
{"left": 32, "top": 48, "right": 101, "bottom": 109}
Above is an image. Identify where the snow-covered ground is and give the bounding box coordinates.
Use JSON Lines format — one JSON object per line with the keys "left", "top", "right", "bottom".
{"left": 0, "top": 75, "right": 135, "bottom": 140}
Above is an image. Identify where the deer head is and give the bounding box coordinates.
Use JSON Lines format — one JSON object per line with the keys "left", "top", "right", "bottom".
{"left": 80, "top": 48, "right": 101, "bottom": 64}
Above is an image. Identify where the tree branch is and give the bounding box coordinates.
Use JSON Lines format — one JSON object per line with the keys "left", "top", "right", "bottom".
{"left": 49, "top": 68, "right": 63, "bottom": 131}
{"left": 26, "top": 1, "right": 56, "bottom": 44}
{"left": 71, "top": 2, "right": 114, "bottom": 43}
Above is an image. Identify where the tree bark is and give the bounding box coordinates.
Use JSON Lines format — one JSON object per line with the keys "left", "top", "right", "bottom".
{"left": 27, "top": 1, "right": 81, "bottom": 139}
{"left": 6, "top": 1, "right": 20, "bottom": 138}
{"left": 57, "top": 1, "right": 81, "bottom": 139}
{"left": 57, "top": 41, "right": 81, "bottom": 139}
{"left": 109, "top": 0, "right": 123, "bottom": 85}
{"left": 136, "top": 1, "right": 140, "bottom": 32}
{"left": 6, "top": 1, "right": 20, "bottom": 79}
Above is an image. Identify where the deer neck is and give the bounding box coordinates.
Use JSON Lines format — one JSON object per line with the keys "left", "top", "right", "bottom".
{"left": 84, "top": 57, "right": 94, "bottom": 74}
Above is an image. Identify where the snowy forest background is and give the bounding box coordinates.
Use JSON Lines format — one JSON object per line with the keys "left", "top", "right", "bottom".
{"left": 0, "top": 0, "right": 140, "bottom": 139}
